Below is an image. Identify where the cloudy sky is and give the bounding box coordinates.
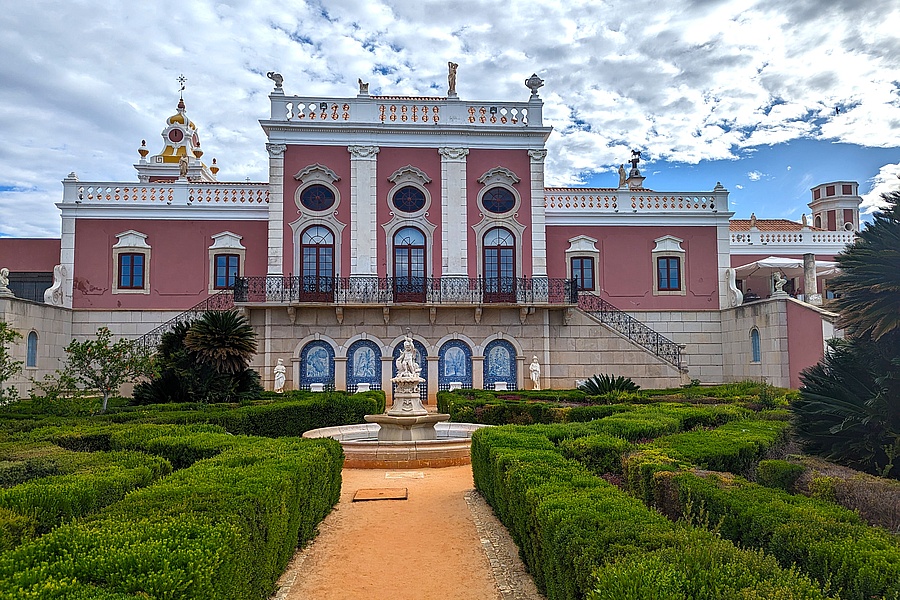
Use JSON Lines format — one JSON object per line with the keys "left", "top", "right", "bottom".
{"left": 1, "top": 0, "right": 899, "bottom": 237}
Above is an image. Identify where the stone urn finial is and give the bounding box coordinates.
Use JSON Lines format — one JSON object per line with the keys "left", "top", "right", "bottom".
{"left": 525, "top": 73, "right": 544, "bottom": 97}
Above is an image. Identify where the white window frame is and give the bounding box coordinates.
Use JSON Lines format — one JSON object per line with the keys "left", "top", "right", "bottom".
{"left": 651, "top": 235, "right": 686, "bottom": 296}
{"left": 565, "top": 235, "right": 600, "bottom": 292}
{"left": 112, "top": 230, "right": 151, "bottom": 295}
{"left": 208, "top": 231, "right": 246, "bottom": 293}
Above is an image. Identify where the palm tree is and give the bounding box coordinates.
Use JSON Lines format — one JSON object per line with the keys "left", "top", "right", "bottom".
{"left": 830, "top": 191, "right": 900, "bottom": 342}
{"left": 793, "top": 192, "right": 900, "bottom": 478}
{"left": 183, "top": 310, "right": 257, "bottom": 374}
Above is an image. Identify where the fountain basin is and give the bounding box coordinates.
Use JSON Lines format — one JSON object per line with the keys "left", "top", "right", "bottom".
{"left": 303, "top": 422, "right": 490, "bottom": 469}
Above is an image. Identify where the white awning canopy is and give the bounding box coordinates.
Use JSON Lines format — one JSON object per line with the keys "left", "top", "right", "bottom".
{"left": 733, "top": 256, "right": 839, "bottom": 277}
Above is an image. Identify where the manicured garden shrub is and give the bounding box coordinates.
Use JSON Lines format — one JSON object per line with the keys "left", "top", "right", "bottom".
{"left": 578, "top": 373, "right": 641, "bottom": 395}
{"left": 565, "top": 404, "right": 632, "bottom": 422}
{"left": 0, "top": 427, "right": 344, "bottom": 599}
{"left": 471, "top": 425, "right": 830, "bottom": 600}
{"left": 651, "top": 419, "right": 790, "bottom": 474}
{"left": 657, "top": 471, "right": 900, "bottom": 600}
{"left": 757, "top": 459, "right": 805, "bottom": 491}
{"left": 558, "top": 434, "right": 630, "bottom": 474}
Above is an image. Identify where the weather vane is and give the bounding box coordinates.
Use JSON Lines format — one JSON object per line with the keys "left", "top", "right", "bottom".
{"left": 177, "top": 74, "right": 187, "bottom": 99}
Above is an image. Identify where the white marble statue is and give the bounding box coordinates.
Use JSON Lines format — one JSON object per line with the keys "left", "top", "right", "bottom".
{"left": 43, "top": 264, "right": 66, "bottom": 306}
{"left": 773, "top": 272, "right": 788, "bottom": 295}
{"left": 447, "top": 62, "right": 458, "bottom": 95}
{"left": 529, "top": 356, "right": 541, "bottom": 390}
{"left": 0, "top": 268, "right": 10, "bottom": 295}
{"left": 617, "top": 164, "right": 627, "bottom": 188}
{"left": 395, "top": 334, "right": 421, "bottom": 379}
{"left": 725, "top": 267, "right": 744, "bottom": 307}
{"left": 178, "top": 156, "right": 189, "bottom": 179}
{"left": 273, "top": 358, "right": 286, "bottom": 394}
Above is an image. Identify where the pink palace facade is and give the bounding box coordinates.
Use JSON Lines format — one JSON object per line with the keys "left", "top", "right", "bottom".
{"left": 0, "top": 71, "right": 861, "bottom": 401}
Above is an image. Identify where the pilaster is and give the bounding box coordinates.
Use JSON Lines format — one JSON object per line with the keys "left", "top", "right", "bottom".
{"left": 348, "top": 145, "right": 380, "bottom": 275}
{"left": 528, "top": 149, "right": 548, "bottom": 276}
{"left": 265, "top": 143, "right": 287, "bottom": 276}
{"left": 439, "top": 147, "right": 469, "bottom": 275}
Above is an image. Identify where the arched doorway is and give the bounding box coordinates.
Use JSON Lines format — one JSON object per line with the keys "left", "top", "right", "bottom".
{"left": 300, "top": 226, "right": 334, "bottom": 302}
{"left": 484, "top": 227, "right": 516, "bottom": 302}
{"left": 393, "top": 226, "right": 426, "bottom": 302}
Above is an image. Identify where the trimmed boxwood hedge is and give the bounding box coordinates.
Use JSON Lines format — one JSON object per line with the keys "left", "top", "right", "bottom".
{"left": 471, "top": 425, "right": 831, "bottom": 600}
{"left": 654, "top": 471, "right": 900, "bottom": 600}
{"left": 0, "top": 425, "right": 343, "bottom": 599}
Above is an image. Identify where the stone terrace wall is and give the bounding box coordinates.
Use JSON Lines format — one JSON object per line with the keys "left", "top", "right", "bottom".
{"left": 0, "top": 297, "right": 72, "bottom": 399}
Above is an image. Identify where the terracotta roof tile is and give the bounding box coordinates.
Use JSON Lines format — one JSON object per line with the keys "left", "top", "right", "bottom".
{"left": 730, "top": 219, "right": 824, "bottom": 232}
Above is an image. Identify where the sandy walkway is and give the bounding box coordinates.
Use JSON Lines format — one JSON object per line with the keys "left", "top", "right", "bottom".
{"left": 274, "top": 466, "right": 523, "bottom": 600}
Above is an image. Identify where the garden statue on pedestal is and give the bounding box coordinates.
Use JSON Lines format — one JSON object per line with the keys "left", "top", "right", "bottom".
{"left": 530, "top": 356, "right": 541, "bottom": 390}
{"left": 273, "top": 358, "right": 286, "bottom": 394}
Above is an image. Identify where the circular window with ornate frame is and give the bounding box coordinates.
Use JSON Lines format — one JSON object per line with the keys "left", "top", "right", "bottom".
{"left": 299, "top": 184, "right": 336, "bottom": 212}
{"left": 482, "top": 186, "right": 516, "bottom": 214}
{"left": 392, "top": 185, "right": 427, "bottom": 213}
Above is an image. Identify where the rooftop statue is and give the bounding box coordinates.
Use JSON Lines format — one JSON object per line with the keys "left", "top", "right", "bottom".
{"left": 358, "top": 78, "right": 369, "bottom": 94}
{"left": 448, "top": 62, "right": 459, "bottom": 95}
{"left": 266, "top": 71, "right": 283, "bottom": 89}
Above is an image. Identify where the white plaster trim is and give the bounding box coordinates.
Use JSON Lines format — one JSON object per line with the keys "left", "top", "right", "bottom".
{"left": 565, "top": 235, "right": 600, "bottom": 292}
{"left": 293, "top": 163, "right": 340, "bottom": 183}
{"left": 112, "top": 230, "right": 151, "bottom": 295}
{"left": 208, "top": 232, "right": 246, "bottom": 294}
{"left": 471, "top": 221, "right": 525, "bottom": 281}
{"left": 382, "top": 219, "right": 437, "bottom": 279}
{"left": 477, "top": 166, "right": 520, "bottom": 186}
{"left": 651, "top": 235, "right": 686, "bottom": 297}
{"left": 388, "top": 165, "right": 432, "bottom": 185}
{"left": 263, "top": 126, "right": 551, "bottom": 150}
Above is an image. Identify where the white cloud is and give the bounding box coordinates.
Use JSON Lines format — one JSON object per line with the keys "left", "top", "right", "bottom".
{"left": 747, "top": 171, "right": 764, "bottom": 181}
{"left": 861, "top": 163, "right": 900, "bottom": 214}
{"left": 735, "top": 184, "right": 744, "bottom": 189}
{"left": 0, "top": 0, "right": 899, "bottom": 236}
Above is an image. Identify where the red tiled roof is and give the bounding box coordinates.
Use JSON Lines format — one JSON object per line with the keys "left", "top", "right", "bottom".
{"left": 730, "top": 219, "right": 824, "bottom": 232}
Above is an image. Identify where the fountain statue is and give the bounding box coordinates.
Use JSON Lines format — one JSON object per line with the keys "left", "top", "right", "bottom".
{"left": 364, "top": 330, "right": 450, "bottom": 441}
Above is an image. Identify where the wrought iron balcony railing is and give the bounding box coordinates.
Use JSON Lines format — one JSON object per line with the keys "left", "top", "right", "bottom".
{"left": 577, "top": 292, "right": 684, "bottom": 370}
{"left": 233, "top": 276, "right": 578, "bottom": 306}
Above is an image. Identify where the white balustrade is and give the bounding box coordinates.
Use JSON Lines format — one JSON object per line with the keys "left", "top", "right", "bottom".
{"left": 63, "top": 181, "right": 269, "bottom": 205}
{"left": 544, "top": 190, "right": 727, "bottom": 214}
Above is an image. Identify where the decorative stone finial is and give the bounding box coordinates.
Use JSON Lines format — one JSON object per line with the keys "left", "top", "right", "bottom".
{"left": 266, "top": 71, "right": 283, "bottom": 90}
{"left": 210, "top": 158, "right": 219, "bottom": 176}
{"left": 358, "top": 78, "right": 369, "bottom": 95}
{"left": 138, "top": 140, "right": 149, "bottom": 159}
{"left": 525, "top": 73, "right": 544, "bottom": 97}
{"left": 177, "top": 74, "right": 187, "bottom": 99}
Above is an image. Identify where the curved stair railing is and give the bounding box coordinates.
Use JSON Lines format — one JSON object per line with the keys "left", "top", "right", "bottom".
{"left": 578, "top": 292, "right": 685, "bottom": 371}
{"left": 134, "top": 291, "right": 235, "bottom": 352}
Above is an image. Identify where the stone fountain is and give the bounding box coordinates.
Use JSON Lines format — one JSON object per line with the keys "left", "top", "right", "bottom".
{"left": 303, "top": 331, "right": 487, "bottom": 468}
{"left": 364, "top": 333, "right": 450, "bottom": 441}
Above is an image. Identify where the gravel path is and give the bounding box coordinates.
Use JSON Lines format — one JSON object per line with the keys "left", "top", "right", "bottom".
{"left": 272, "top": 466, "right": 543, "bottom": 600}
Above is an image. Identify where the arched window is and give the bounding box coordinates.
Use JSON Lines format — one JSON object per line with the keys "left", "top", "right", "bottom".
{"left": 299, "top": 341, "right": 335, "bottom": 390}
{"left": 392, "top": 339, "right": 428, "bottom": 403}
{"left": 484, "top": 339, "right": 517, "bottom": 390}
{"left": 814, "top": 215, "right": 822, "bottom": 229}
{"left": 26, "top": 331, "right": 38, "bottom": 368}
{"left": 347, "top": 340, "right": 382, "bottom": 391}
{"left": 483, "top": 227, "right": 516, "bottom": 302}
{"left": 393, "top": 227, "right": 426, "bottom": 302}
{"left": 750, "top": 328, "right": 761, "bottom": 363}
{"left": 300, "top": 226, "right": 334, "bottom": 301}
{"left": 438, "top": 340, "right": 472, "bottom": 391}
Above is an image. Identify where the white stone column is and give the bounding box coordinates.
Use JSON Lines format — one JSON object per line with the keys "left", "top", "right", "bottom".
{"left": 348, "top": 145, "right": 380, "bottom": 275}
{"left": 439, "top": 148, "right": 469, "bottom": 275}
{"left": 528, "top": 149, "right": 549, "bottom": 276}
{"left": 59, "top": 172, "right": 79, "bottom": 308}
{"left": 265, "top": 143, "right": 287, "bottom": 276}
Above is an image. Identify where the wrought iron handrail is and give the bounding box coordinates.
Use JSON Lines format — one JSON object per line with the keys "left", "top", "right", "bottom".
{"left": 233, "top": 275, "right": 578, "bottom": 305}
{"left": 577, "top": 292, "right": 684, "bottom": 370}
{"left": 134, "top": 290, "right": 235, "bottom": 352}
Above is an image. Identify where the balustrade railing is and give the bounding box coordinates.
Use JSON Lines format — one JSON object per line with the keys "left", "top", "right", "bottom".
{"left": 233, "top": 276, "right": 577, "bottom": 305}
{"left": 134, "top": 291, "right": 235, "bottom": 352}
{"left": 577, "top": 292, "right": 684, "bottom": 370}
{"left": 544, "top": 189, "right": 728, "bottom": 214}
{"left": 62, "top": 181, "right": 269, "bottom": 206}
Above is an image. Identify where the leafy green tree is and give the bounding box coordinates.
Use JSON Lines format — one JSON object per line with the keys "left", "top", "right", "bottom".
{"left": 794, "top": 192, "right": 900, "bottom": 478}
{"left": 64, "top": 327, "right": 153, "bottom": 413}
{"left": 0, "top": 322, "right": 23, "bottom": 406}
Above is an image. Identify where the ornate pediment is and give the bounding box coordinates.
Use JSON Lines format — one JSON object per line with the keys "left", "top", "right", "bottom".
{"left": 388, "top": 165, "right": 432, "bottom": 185}
{"left": 293, "top": 163, "right": 340, "bottom": 184}
{"left": 477, "top": 166, "right": 520, "bottom": 186}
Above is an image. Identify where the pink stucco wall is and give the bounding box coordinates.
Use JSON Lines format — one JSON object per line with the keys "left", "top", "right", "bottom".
{"left": 375, "top": 147, "right": 442, "bottom": 277}
{"left": 786, "top": 300, "right": 826, "bottom": 388}
{"left": 546, "top": 225, "right": 719, "bottom": 310}
{"left": 0, "top": 238, "right": 61, "bottom": 271}
{"left": 282, "top": 146, "right": 352, "bottom": 277}
{"left": 72, "top": 219, "right": 267, "bottom": 309}
{"left": 466, "top": 149, "right": 533, "bottom": 277}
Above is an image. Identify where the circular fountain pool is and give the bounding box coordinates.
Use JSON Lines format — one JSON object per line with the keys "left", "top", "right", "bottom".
{"left": 303, "top": 422, "right": 490, "bottom": 469}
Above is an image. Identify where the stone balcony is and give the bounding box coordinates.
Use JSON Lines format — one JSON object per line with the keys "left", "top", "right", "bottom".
{"left": 730, "top": 229, "right": 855, "bottom": 256}
{"left": 60, "top": 176, "right": 269, "bottom": 206}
